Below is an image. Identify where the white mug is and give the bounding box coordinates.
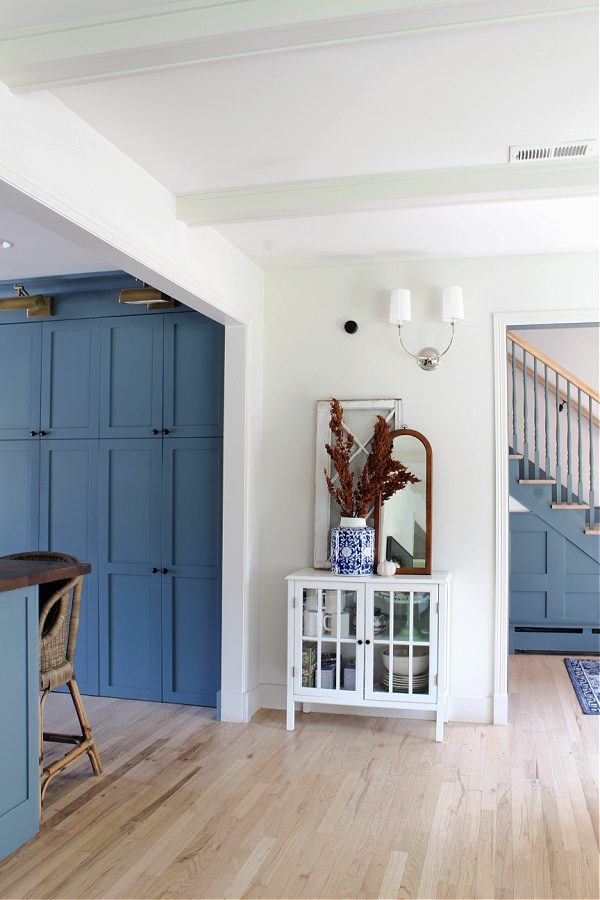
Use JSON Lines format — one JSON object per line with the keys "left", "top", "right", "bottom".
{"left": 323, "top": 610, "right": 350, "bottom": 638}
{"left": 303, "top": 610, "right": 319, "bottom": 636}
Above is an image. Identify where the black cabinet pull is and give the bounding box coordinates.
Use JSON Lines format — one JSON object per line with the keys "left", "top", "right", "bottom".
{"left": 151, "top": 567, "right": 159, "bottom": 574}
{"left": 30, "top": 431, "right": 38, "bottom": 437}
{"left": 152, "top": 428, "right": 160, "bottom": 435}
{"left": 357, "top": 639, "right": 363, "bottom": 645}
{"left": 162, "top": 428, "right": 170, "bottom": 435}
{"left": 162, "top": 567, "right": 168, "bottom": 574}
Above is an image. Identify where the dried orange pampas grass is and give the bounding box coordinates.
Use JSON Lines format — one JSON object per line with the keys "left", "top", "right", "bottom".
{"left": 324, "top": 399, "right": 419, "bottom": 518}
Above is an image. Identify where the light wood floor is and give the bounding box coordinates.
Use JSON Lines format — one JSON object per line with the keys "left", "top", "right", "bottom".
{"left": 0, "top": 655, "right": 598, "bottom": 899}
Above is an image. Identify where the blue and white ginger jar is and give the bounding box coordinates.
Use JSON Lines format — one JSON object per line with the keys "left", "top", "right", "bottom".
{"left": 330, "top": 517, "right": 375, "bottom": 576}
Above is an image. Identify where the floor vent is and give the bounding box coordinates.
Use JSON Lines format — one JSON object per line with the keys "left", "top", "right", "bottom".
{"left": 509, "top": 140, "right": 597, "bottom": 162}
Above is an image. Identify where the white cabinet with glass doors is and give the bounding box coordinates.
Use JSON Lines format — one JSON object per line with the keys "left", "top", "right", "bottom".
{"left": 286, "top": 570, "right": 451, "bottom": 741}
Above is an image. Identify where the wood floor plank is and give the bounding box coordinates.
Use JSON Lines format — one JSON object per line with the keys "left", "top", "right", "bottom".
{"left": 0, "top": 655, "right": 598, "bottom": 899}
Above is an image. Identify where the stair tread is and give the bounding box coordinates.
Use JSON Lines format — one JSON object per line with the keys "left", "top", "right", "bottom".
{"left": 551, "top": 503, "right": 590, "bottom": 510}
{"left": 518, "top": 479, "right": 556, "bottom": 484}
{"left": 508, "top": 453, "right": 523, "bottom": 460}
{"left": 584, "top": 526, "right": 600, "bottom": 535}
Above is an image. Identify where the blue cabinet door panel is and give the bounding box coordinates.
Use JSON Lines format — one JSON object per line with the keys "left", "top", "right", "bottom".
{"left": 162, "top": 576, "right": 221, "bottom": 706}
{"left": 0, "top": 586, "right": 39, "bottom": 860}
{"left": 0, "top": 324, "right": 41, "bottom": 439}
{"left": 162, "top": 438, "right": 222, "bottom": 705}
{"left": 39, "top": 441, "right": 99, "bottom": 696}
{"left": 162, "top": 438, "right": 222, "bottom": 577}
{"left": 163, "top": 314, "right": 224, "bottom": 437}
{"left": 100, "top": 316, "right": 163, "bottom": 438}
{"left": 99, "top": 440, "right": 162, "bottom": 700}
{"left": 41, "top": 319, "right": 100, "bottom": 438}
{"left": 0, "top": 441, "right": 39, "bottom": 555}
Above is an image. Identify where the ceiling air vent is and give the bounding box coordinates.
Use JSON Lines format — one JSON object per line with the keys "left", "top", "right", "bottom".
{"left": 509, "top": 140, "right": 597, "bottom": 163}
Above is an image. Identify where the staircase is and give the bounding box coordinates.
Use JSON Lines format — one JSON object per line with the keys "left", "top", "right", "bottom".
{"left": 507, "top": 329, "right": 600, "bottom": 653}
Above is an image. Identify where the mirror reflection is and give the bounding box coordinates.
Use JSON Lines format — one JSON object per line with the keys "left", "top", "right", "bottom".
{"left": 378, "top": 431, "right": 431, "bottom": 573}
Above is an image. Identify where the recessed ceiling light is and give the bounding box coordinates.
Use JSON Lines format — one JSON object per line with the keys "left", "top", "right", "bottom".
{"left": 0, "top": 239, "right": 14, "bottom": 250}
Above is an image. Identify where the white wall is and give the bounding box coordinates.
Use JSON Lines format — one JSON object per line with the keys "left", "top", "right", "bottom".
{"left": 512, "top": 325, "right": 599, "bottom": 393}
{"left": 257, "top": 251, "right": 598, "bottom": 723}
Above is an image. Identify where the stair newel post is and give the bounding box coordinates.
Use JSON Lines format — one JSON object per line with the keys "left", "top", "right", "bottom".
{"left": 511, "top": 340, "right": 518, "bottom": 454}
{"left": 555, "top": 371, "right": 562, "bottom": 503}
{"left": 533, "top": 356, "right": 539, "bottom": 479}
{"left": 566, "top": 380, "right": 572, "bottom": 503}
{"left": 522, "top": 347, "right": 529, "bottom": 477}
{"left": 577, "top": 388, "right": 584, "bottom": 504}
{"left": 544, "top": 365, "right": 551, "bottom": 478}
{"left": 589, "top": 395, "right": 595, "bottom": 528}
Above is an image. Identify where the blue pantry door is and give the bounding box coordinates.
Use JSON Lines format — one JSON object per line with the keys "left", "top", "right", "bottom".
{"left": 0, "top": 441, "right": 39, "bottom": 555}
{"left": 100, "top": 315, "right": 164, "bottom": 439}
{"left": 41, "top": 319, "right": 101, "bottom": 439}
{"left": 163, "top": 314, "right": 224, "bottom": 438}
{"left": 39, "top": 440, "right": 99, "bottom": 695}
{"left": 0, "top": 323, "right": 41, "bottom": 439}
{"left": 162, "top": 438, "right": 222, "bottom": 706}
{"left": 99, "top": 439, "right": 163, "bottom": 700}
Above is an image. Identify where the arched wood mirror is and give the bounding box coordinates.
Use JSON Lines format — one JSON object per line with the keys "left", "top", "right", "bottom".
{"left": 375, "top": 429, "right": 432, "bottom": 574}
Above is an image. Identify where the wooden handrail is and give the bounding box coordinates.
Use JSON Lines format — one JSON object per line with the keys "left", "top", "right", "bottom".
{"left": 507, "top": 330, "right": 600, "bottom": 404}
{"left": 508, "top": 354, "right": 600, "bottom": 428}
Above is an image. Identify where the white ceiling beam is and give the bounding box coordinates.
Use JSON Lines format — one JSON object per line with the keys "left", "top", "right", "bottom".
{"left": 175, "top": 162, "right": 599, "bottom": 225}
{"left": 0, "top": 0, "right": 594, "bottom": 91}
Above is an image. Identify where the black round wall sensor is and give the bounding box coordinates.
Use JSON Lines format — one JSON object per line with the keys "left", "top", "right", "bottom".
{"left": 344, "top": 320, "right": 358, "bottom": 334}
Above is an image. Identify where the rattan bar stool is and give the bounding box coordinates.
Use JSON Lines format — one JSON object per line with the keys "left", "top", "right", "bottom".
{"left": 2, "top": 551, "right": 102, "bottom": 804}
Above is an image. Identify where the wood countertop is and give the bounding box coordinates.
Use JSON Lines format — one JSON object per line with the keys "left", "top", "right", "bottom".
{"left": 0, "top": 560, "right": 91, "bottom": 593}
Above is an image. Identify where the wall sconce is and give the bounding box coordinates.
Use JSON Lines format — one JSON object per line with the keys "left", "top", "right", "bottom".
{"left": 119, "top": 285, "right": 176, "bottom": 309}
{"left": 389, "top": 286, "right": 464, "bottom": 371}
{"left": 0, "top": 284, "right": 53, "bottom": 317}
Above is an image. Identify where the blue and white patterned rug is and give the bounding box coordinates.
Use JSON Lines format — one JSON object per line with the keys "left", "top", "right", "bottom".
{"left": 564, "top": 658, "right": 600, "bottom": 715}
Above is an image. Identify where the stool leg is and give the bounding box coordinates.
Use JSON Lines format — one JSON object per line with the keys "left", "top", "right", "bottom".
{"left": 67, "top": 678, "right": 103, "bottom": 775}
{"left": 39, "top": 688, "right": 50, "bottom": 813}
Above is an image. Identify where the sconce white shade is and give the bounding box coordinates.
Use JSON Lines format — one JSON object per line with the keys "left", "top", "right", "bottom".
{"left": 389, "top": 289, "right": 411, "bottom": 324}
{"left": 442, "top": 286, "right": 464, "bottom": 322}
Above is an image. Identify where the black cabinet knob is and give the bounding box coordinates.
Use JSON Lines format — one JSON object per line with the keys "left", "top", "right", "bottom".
{"left": 365, "top": 639, "right": 371, "bottom": 645}
{"left": 162, "top": 567, "right": 168, "bottom": 574}
{"left": 39, "top": 431, "right": 47, "bottom": 436}
{"left": 30, "top": 431, "right": 38, "bottom": 437}
{"left": 151, "top": 567, "right": 159, "bottom": 573}
{"left": 357, "top": 639, "right": 363, "bottom": 645}
{"left": 152, "top": 428, "right": 160, "bottom": 435}
{"left": 162, "top": 428, "right": 170, "bottom": 435}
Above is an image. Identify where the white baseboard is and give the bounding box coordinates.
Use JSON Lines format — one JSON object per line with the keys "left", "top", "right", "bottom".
{"left": 251, "top": 683, "right": 493, "bottom": 724}
{"left": 493, "top": 692, "right": 508, "bottom": 725}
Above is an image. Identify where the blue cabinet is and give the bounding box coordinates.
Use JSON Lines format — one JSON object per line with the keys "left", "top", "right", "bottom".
{"left": 100, "top": 316, "right": 164, "bottom": 438}
{"left": 0, "top": 441, "right": 39, "bottom": 555}
{"left": 0, "top": 586, "right": 39, "bottom": 860}
{"left": 0, "top": 324, "right": 41, "bottom": 439}
{"left": 162, "top": 439, "right": 222, "bottom": 705}
{"left": 163, "top": 314, "right": 224, "bottom": 437}
{"left": 39, "top": 441, "right": 99, "bottom": 695}
{"left": 99, "top": 440, "right": 163, "bottom": 701}
{"left": 41, "top": 319, "right": 101, "bottom": 438}
{"left": 0, "top": 295, "right": 223, "bottom": 708}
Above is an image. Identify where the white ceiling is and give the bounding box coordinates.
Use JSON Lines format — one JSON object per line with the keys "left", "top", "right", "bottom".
{"left": 0, "top": 206, "right": 113, "bottom": 281}
{"left": 0, "top": 0, "right": 596, "bottom": 271}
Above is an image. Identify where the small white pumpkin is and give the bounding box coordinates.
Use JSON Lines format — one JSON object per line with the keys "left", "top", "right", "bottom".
{"left": 377, "top": 560, "right": 396, "bottom": 577}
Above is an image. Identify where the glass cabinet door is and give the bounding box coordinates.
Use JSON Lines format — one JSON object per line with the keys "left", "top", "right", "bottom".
{"left": 295, "top": 584, "right": 363, "bottom": 699}
{"left": 365, "top": 586, "right": 437, "bottom": 702}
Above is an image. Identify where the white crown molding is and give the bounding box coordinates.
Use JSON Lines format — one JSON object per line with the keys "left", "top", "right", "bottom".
{"left": 176, "top": 161, "right": 599, "bottom": 225}
{"left": 0, "top": 0, "right": 594, "bottom": 90}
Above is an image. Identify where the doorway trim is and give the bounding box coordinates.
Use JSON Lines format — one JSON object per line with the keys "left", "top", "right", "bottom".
{"left": 492, "top": 306, "right": 599, "bottom": 724}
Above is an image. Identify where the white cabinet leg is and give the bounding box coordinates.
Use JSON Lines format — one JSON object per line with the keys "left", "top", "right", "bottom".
{"left": 286, "top": 699, "right": 295, "bottom": 731}
{"left": 435, "top": 709, "right": 444, "bottom": 742}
